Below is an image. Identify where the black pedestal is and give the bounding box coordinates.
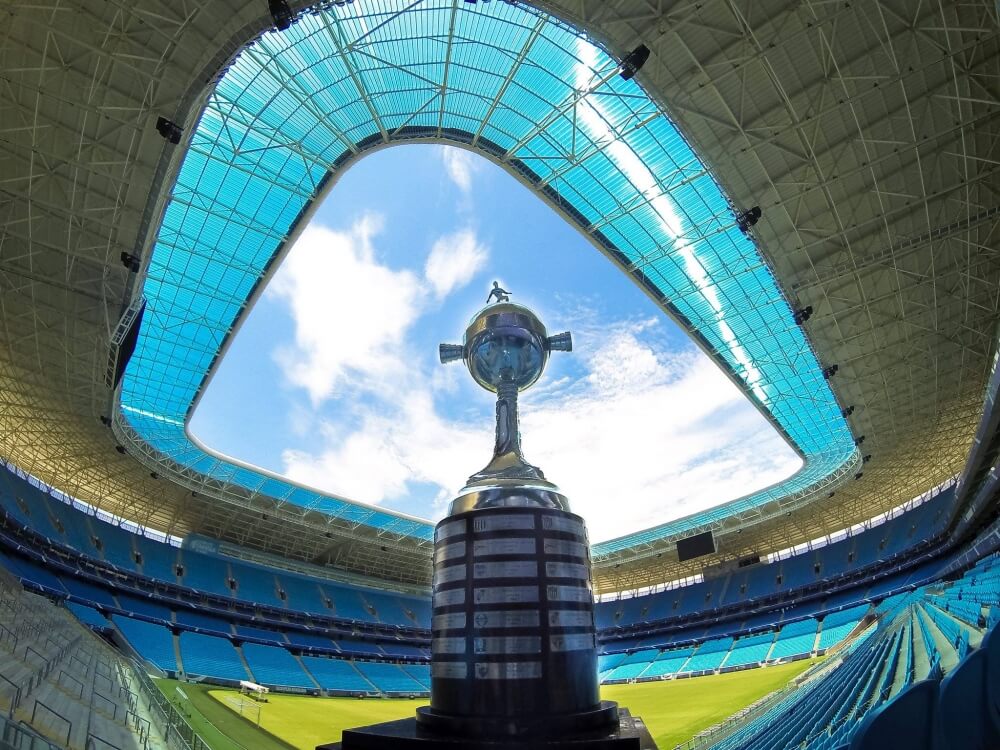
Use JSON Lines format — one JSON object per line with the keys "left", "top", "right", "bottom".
{"left": 318, "top": 705, "right": 659, "bottom": 749}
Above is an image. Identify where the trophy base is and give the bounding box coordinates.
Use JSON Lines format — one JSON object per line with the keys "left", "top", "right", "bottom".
{"left": 318, "top": 704, "right": 659, "bottom": 749}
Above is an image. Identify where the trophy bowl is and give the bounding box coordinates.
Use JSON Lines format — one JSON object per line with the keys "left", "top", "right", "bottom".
{"left": 464, "top": 303, "right": 549, "bottom": 392}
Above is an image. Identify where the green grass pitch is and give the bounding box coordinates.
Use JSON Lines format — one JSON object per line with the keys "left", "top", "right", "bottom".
{"left": 156, "top": 659, "right": 818, "bottom": 750}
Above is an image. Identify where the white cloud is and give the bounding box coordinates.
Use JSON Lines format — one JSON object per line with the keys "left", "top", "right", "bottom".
{"left": 517, "top": 328, "right": 801, "bottom": 541}
{"left": 278, "top": 313, "right": 802, "bottom": 541}
{"left": 424, "top": 228, "right": 489, "bottom": 299}
{"left": 440, "top": 146, "right": 480, "bottom": 193}
{"left": 282, "top": 390, "right": 489, "bottom": 509}
{"left": 269, "top": 218, "right": 489, "bottom": 406}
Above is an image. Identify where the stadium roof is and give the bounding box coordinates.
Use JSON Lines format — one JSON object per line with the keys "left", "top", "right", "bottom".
{"left": 1, "top": 0, "right": 997, "bottom": 592}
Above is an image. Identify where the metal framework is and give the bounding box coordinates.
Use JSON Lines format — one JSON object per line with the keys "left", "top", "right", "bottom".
{"left": 0, "top": 0, "right": 998, "bottom": 593}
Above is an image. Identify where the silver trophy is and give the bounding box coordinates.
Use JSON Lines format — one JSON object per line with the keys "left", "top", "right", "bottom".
{"left": 333, "top": 285, "right": 649, "bottom": 747}
{"left": 415, "top": 285, "right": 621, "bottom": 741}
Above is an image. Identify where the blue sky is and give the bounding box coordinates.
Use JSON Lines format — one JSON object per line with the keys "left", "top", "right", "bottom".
{"left": 189, "top": 145, "right": 801, "bottom": 542}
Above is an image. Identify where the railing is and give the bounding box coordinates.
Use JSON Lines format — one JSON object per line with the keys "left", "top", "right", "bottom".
{"left": 93, "top": 670, "right": 115, "bottom": 697}
{"left": 22, "top": 648, "right": 50, "bottom": 674}
{"left": 70, "top": 652, "right": 92, "bottom": 675}
{"left": 91, "top": 691, "right": 118, "bottom": 721}
{"left": 129, "top": 665, "right": 210, "bottom": 750}
{"left": 0, "top": 713, "right": 63, "bottom": 750}
{"left": 0, "top": 673, "right": 22, "bottom": 718}
{"left": 29, "top": 700, "right": 71, "bottom": 748}
{"left": 126, "top": 709, "right": 151, "bottom": 748}
{"left": 57, "top": 669, "right": 85, "bottom": 700}
{"left": 0, "top": 623, "right": 17, "bottom": 650}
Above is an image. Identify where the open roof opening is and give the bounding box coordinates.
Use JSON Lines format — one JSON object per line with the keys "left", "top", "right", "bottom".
{"left": 188, "top": 144, "right": 803, "bottom": 542}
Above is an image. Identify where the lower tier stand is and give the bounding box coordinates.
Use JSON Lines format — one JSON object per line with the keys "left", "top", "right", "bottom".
{"left": 317, "top": 703, "right": 659, "bottom": 749}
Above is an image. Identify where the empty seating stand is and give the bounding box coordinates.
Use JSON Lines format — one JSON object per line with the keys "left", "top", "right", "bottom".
{"left": 299, "top": 656, "right": 376, "bottom": 693}
{"left": 770, "top": 619, "right": 819, "bottom": 660}
{"left": 242, "top": 643, "right": 315, "bottom": 689}
{"left": 684, "top": 637, "right": 734, "bottom": 673}
{"left": 353, "top": 661, "right": 425, "bottom": 694}
{"left": 699, "top": 565, "right": 996, "bottom": 750}
{"left": 178, "top": 632, "right": 249, "bottom": 681}
{"left": 725, "top": 632, "right": 775, "bottom": 668}
{"left": 112, "top": 615, "right": 178, "bottom": 673}
{"left": 0, "top": 569, "right": 166, "bottom": 749}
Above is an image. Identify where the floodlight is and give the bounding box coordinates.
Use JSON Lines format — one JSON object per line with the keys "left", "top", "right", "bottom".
{"left": 120, "top": 252, "right": 140, "bottom": 272}
{"left": 269, "top": 0, "right": 294, "bottom": 30}
{"left": 619, "top": 44, "right": 650, "bottom": 80}
{"left": 155, "top": 116, "right": 183, "bottom": 144}
{"left": 736, "top": 205, "right": 762, "bottom": 233}
{"left": 793, "top": 306, "right": 813, "bottom": 325}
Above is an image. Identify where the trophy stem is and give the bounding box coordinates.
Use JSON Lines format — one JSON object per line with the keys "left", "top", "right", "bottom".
{"left": 466, "top": 376, "right": 546, "bottom": 485}
{"left": 494, "top": 379, "right": 521, "bottom": 460}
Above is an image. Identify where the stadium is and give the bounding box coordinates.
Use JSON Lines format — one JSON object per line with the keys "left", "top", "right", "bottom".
{"left": 0, "top": 0, "right": 998, "bottom": 748}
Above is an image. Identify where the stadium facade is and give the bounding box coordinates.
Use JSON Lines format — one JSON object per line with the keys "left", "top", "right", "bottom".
{"left": 1, "top": 1, "right": 999, "bottom": 748}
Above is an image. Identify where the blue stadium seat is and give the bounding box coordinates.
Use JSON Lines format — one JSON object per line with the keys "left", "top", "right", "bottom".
{"left": 61, "top": 577, "right": 118, "bottom": 607}
{"left": 728, "top": 632, "right": 775, "bottom": 665}
{"left": 48, "top": 501, "right": 97, "bottom": 553}
{"left": 402, "top": 664, "right": 430, "bottom": 689}
{"left": 230, "top": 562, "right": 284, "bottom": 607}
{"left": 174, "top": 609, "right": 231, "bottom": 634}
{"left": 275, "top": 573, "right": 329, "bottom": 614}
{"left": 938, "top": 646, "right": 990, "bottom": 750}
{"left": 8, "top": 556, "right": 67, "bottom": 593}
{"left": 95, "top": 524, "right": 139, "bottom": 570}
{"left": 378, "top": 642, "right": 424, "bottom": 658}
{"left": 848, "top": 679, "right": 943, "bottom": 750}
{"left": 134, "top": 537, "right": 179, "bottom": 582}
{"left": 242, "top": 642, "right": 314, "bottom": 688}
{"left": 323, "top": 585, "right": 372, "bottom": 621}
{"left": 354, "top": 661, "right": 425, "bottom": 693}
{"left": 179, "top": 631, "right": 249, "bottom": 680}
{"left": 66, "top": 601, "right": 109, "bottom": 629}
{"left": 113, "top": 615, "right": 178, "bottom": 672}
{"left": 285, "top": 630, "right": 338, "bottom": 650}
{"left": 985, "top": 626, "right": 1000, "bottom": 739}
{"left": 235, "top": 624, "right": 286, "bottom": 642}
{"left": 300, "top": 657, "right": 374, "bottom": 692}
{"left": 178, "top": 551, "right": 231, "bottom": 597}
{"left": 117, "top": 593, "right": 172, "bottom": 621}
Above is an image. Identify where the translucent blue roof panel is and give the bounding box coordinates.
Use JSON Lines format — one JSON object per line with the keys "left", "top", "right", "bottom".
{"left": 121, "top": 0, "right": 857, "bottom": 556}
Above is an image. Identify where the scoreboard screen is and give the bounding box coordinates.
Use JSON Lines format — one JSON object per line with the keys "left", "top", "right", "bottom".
{"left": 676, "top": 531, "right": 716, "bottom": 562}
